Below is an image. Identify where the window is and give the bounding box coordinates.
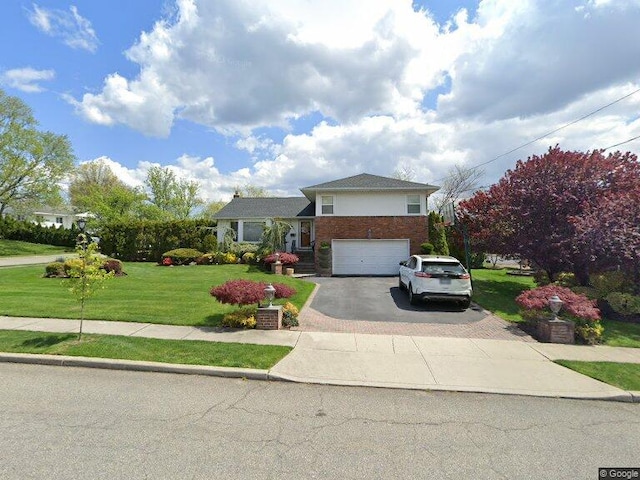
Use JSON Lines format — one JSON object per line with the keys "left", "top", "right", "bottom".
{"left": 242, "top": 221, "right": 264, "bottom": 242}
{"left": 407, "top": 195, "right": 420, "bottom": 214}
{"left": 321, "top": 195, "right": 334, "bottom": 214}
{"left": 55, "top": 217, "right": 63, "bottom": 224}
{"left": 229, "top": 221, "right": 239, "bottom": 240}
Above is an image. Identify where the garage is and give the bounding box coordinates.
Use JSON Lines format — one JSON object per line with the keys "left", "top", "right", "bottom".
{"left": 332, "top": 239, "right": 410, "bottom": 276}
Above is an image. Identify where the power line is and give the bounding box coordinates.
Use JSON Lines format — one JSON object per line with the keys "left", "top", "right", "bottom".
{"left": 602, "top": 134, "right": 640, "bottom": 151}
{"left": 432, "top": 86, "right": 640, "bottom": 183}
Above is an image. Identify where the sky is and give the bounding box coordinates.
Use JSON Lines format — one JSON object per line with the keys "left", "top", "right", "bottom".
{"left": 1, "top": 0, "right": 640, "bottom": 203}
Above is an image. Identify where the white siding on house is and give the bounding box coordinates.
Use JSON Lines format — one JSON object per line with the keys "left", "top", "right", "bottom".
{"left": 314, "top": 191, "right": 427, "bottom": 216}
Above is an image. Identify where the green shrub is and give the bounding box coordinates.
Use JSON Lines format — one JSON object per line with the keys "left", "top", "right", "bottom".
{"left": 44, "top": 262, "right": 66, "bottom": 278}
{"left": 574, "top": 319, "right": 604, "bottom": 345}
{"left": 232, "top": 243, "right": 259, "bottom": 257}
{"left": 161, "top": 248, "right": 204, "bottom": 265}
{"left": 221, "top": 307, "right": 257, "bottom": 328}
{"left": 590, "top": 271, "right": 628, "bottom": 298}
{"left": 214, "top": 251, "right": 238, "bottom": 264}
{"left": 420, "top": 242, "right": 434, "bottom": 254}
{"left": 241, "top": 252, "right": 257, "bottom": 264}
{"left": 556, "top": 272, "right": 577, "bottom": 287}
{"left": 605, "top": 292, "right": 640, "bottom": 316}
{"left": 63, "top": 258, "right": 83, "bottom": 276}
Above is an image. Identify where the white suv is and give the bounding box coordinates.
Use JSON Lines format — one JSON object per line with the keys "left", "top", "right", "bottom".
{"left": 399, "top": 255, "right": 473, "bottom": 309}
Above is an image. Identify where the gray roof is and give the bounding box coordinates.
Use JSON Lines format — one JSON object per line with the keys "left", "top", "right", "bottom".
{"left": 301, "top": 173, "right": 439, "bottom": 200}
{"left": 213, "top": 197, "right": 314, "bottom": 220}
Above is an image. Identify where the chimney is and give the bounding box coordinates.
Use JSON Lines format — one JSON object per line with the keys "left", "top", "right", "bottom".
{"left": 233, "top": 190, "right": 240, "bottom": 198}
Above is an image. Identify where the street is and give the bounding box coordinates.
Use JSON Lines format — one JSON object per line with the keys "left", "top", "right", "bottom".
{"left": 1, "top": 363, "right": 639, "bottom": 479}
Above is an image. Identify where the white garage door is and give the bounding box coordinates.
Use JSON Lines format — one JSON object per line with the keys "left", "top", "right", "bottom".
{"left": 332, "top": 239, "right": 410, "bottom": 275}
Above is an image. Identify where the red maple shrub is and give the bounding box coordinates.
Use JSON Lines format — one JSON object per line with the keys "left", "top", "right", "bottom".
{"left": 263, "top": 252, "right": 299, "bottom": 265}
{"left": 210, "top": 279, "right": 296, "bottom": 306}
{"left": 516, "top": 285, "right": 600, "bottom": 322}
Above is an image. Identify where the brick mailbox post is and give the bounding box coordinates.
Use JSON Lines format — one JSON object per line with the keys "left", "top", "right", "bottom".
{"left": 256, "top": 306, "right": 282, "bottom": 330}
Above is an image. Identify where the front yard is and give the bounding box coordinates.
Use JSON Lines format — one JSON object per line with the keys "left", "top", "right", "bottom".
{"left": 472, "top": 268, "right": 640, "bottom": 349}
{"left": 0, "top": 263, "right": 315, "bottom": 327}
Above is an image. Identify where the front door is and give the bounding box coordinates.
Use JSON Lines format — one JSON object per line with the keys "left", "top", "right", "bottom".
{"left": 300, "top": 221, "right": 311, "bottom": 248}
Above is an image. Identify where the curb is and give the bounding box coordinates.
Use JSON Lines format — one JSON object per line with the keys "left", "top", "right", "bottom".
{"left": 2, "top": 352, "right": 639, "bottom": 403}
{"left": 0, "top": 353, "right": 270, "bottom": 381}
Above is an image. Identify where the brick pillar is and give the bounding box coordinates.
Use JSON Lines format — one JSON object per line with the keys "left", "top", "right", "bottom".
{"left": 256, "top": 306, "right": 282, "bottom": 330}
{"left": 271, "top": 261, "right": 283, "bottom": 275}
{"left": 537, "top": 318, "right": 575, "bottom": 344}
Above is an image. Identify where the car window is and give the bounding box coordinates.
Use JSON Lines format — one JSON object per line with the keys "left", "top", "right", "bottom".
{"left": 421, "top": 262, "right": 466, "bottom": 274}
{"left": 408, "top": 257, "right": 417, "bottom": 269}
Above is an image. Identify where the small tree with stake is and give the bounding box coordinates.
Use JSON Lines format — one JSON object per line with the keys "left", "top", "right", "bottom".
{"left": 65, "top": 231, "right": 114, "bottom": 340}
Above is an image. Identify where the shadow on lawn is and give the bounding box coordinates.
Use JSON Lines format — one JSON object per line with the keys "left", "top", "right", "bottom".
{"left": 21, "top": 334, "right": 75, "bottom": 348}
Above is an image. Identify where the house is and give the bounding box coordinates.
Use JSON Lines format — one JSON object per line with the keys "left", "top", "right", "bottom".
{"left": 214, "top": 173, "right": 439, "bottom": 275}
{"left": 32, "top": 209, "right": 92, "bottom": 230}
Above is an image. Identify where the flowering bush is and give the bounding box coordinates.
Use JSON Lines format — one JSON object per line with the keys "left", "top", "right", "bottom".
{"left": 162, "top": 257, "right": 173, "bottom": 266}
{"left": 263, "top": 252, "right": 299, "bottom": 266}
{"left": 210, "top": 279, "right": 296, "bottom": 306}
{"left": 102, "top": 259, "right": 125, "bottom": 276}
{"left": 241, "top": 252, "right": 257, "bottom": 264}
{"left": 214, "top": 251, "right": 238, "bottom": 264}
{"left": 222, "top": 307, "right": 257, "bottom": 329}
{"left": 516, "top": 284, "right": 603, "bottom": 344}
{"left": 196, "top": 253, "right": 215, "bottom": 265}
{"left": 282, "top": 302, "right": 299, "bottom": 327}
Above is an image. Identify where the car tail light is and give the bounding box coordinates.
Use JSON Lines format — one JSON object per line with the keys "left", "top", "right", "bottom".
{"left": 459, "top": 273, "right": 470, "bottom": 279}
{"left": 415, "top": 272, "right": 432, "bottom": 278}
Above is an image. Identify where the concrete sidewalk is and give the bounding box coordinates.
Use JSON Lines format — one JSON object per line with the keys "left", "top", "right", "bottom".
{"left": 1, "top": 315, "right": 639, "bottom": 402}
{"left": 0, "top": 254, "right": 76, "bottom": 267}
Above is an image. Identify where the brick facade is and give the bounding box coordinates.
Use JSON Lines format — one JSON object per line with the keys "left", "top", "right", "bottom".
{"left": 314, "top": 216, "right": 429, "bottom": 274}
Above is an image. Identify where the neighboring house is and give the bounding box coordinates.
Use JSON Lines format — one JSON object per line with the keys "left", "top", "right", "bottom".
{"left": 31, "top": 209, "right": 92, "bottom": 229}
{"left": 214, "top": 173, "right": 439, "bottom": 275}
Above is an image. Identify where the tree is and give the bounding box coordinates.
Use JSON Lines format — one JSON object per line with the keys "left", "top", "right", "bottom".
{"left": 68, "top": 160, "right": 147, "bottom": 225}
{"left": 571, "top": 190, "right": 640, "bottom": 291}
{"left": 200, "top": 200, "right": 226, "bottom": 219}
{"left": 0, "top": 89, "right": 75, "bottom": 215}
{"left": 392, "top": 164, "right": 416, "bottom": 181}
{"left": 432, "top": 164, "right": 484, "bottom": 215}
{"left": 428, "top": 211, "right": 449, "bottom": 255}
{"left": 145, "top": 166, "right": 203, "bottom": 219}
{"left": 234, "top": 184, "right": 271, "bottom": 197}
{"left": 458, "top": 146, "right": 640, "bottom": 284}
{"left": 259, "top": 218, "right": 292, "bottom": 254}
{"left": 65, "top": 236, "right": 114, "bottom": 340}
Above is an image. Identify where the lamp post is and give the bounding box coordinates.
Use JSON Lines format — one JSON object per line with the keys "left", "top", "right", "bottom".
{"left": 549, "top": 295, "right": 563, "bottom": 320}
{"left": 77, "top": 217, "right": 87, "bottom": 233}
{"left": 264, "top": 283, "right": 276, "bottom": 307}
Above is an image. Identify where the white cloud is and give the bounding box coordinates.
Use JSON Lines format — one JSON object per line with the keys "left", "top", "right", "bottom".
{"left": 74, "top": 0, "right": 640, "bottom": 195}
{"left": 74, "top": 0, "right": 446, "bottom": 136}
{"left": 27, "top": 4, "right": 99, "bottom": 53}
{"left": 0, "top": 67, "right": 55, "bottom": 93}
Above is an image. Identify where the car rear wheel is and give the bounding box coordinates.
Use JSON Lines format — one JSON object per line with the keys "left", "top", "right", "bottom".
{"left": 408, "top": 284, "right": 418, "bottom": 305}
{"left": 460, "top": 298, "right": 471, "bottom": 310}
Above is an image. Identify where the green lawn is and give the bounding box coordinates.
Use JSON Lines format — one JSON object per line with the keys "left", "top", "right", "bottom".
{"left": 0, "top": 239, "right": 71, "bottom": 257}
{"left": 555, "top": 360, "right": 640, "bottom": 391}
{"left": 0, "top": 330, "right": 291, "bottom": 369}
{"left": 0, "top": 263, "right": 315, "bottom": 327}
{"left": 471, "top": 268, "right": 535, "bottom": 322}
{"left": 601, "top": 319, "right": 640, "bottom": 348}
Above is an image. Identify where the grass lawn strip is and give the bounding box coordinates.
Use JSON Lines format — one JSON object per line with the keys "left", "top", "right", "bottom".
{"left": 0, "top": 263, "right": 315, "bottom": 327}
{"left": 0, "top": 239, "right": 70, "bottom": 257}
{"left": 555, "top": 360, "right": 640, "bottom": 391}
{"left": 0, "top": 330, "right": 291, "bottom": 370}
{"left": 471, "top": 268, "right": 535, "bottom": 322}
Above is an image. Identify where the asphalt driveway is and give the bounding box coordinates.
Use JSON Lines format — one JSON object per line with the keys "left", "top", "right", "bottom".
{"left": 309, "top": 277, "right": 486, "bottom": 324}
